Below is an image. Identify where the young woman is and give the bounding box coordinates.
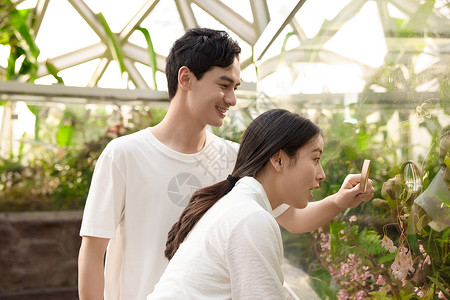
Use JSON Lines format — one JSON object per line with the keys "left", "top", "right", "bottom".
{"left": 148, "top": 108, "right": 328, "bottom": 299}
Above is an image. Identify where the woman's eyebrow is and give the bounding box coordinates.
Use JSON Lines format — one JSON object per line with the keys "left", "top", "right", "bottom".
{"left": 311, "top": 148, "right": 323, "bottom": 154}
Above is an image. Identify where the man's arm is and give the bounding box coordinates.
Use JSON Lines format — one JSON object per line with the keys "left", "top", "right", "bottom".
{"left": 78, "top": 236, "right": 110, "bottom": 300}
{"left": 277, "top": 174, "right": 374, "bottom": 234}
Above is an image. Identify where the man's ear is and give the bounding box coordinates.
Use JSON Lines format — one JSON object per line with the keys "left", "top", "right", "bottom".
{"left": 178, "top": 66, "right": 192, "bottom": 91}
{"left": 269, "top": 150, "right": 284, "bottom": 173}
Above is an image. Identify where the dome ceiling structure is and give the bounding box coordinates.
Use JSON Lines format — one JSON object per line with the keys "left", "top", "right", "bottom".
{"left": 0, "top": 0, "right": 448, "bottom": 104}
{"left": 20, "top": 0, "right": 307, "bottom": 90}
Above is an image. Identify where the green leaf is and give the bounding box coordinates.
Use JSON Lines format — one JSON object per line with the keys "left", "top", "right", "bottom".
{"left": 369, "top": 290, "right": 393, "bottom": 300}
{"left": 97, "top": 13, "right": 127, "bottom": 75}
{"left": 45, "top": 60, "right": 64, "bottom": 84}
{"left": 329, "top": 220, "right": 347, "bottom": 255}
{"left": 309, "top": 268, "right": 336, "bottom": 299}
{"left": 28, "top": 105, "right": 43, "bottom": 141}
{"left": 398, "top": 289, "right": 416, "bottom": 299}
{"left": 6, "top": 49, "right": 16, "bottom": 80}
{"left": 17, "top": 132, "right": 25, "bottom": 161}
{"left": 403, "top": 0, "right": 435, "bottom": 33}
{"left": 27, "top": 105, "right": 41, "bottom": 116}
{"left": 356, "top": 229, "right": 386, "bottom": 257}
{"left": 428, "top": 276, "right": 450, "bottom": 298}
{"left": 439, "top": 77, "right": 449, "bottom": 115}
{"left": 57, "top": 125, "right": 73, "bottom": 146}
{"left": 137, "top": 27, "right": 158, "bottom": 90}
{"left": 356, "top": 130, "right": 370, "bottom": 152}
{"left": 407, "top": 234, "right": 420, "bottom": 255}
{"left": 2, "top": 3, "right": 40, "bottom": 82}
{"left": 343, "top": 145, "right": 359, "bottom": 160}
{"left": 377, "top": 253, "right": 396, "bottom": 264}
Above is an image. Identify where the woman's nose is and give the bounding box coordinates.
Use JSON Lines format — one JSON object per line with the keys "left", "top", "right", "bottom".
{"left": 317, "top": 164, "right": 326, "bottom": 182}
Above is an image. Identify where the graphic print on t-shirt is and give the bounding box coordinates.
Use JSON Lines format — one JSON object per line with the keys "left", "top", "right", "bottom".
{"left": 167, "top": 173, "right": 202, "bottom": 207}
{"left": 192, "top": 140, "right": 236, "bottom": 182}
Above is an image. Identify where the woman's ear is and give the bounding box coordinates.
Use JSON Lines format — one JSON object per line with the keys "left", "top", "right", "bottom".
{"left": 178, "top": 66, "right": 191, "bottom": 91}
{"left": 269, "top": 150, "right": 284, "bottom": 173}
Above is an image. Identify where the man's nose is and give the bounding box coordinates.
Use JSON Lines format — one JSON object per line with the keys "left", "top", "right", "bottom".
{"left": 224, "top": 89, "right": 237, "bottom": 107}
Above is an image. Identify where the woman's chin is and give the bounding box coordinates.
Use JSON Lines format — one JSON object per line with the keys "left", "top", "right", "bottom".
{"left": 294, "top": 201, "right": 309, "bottom": 210}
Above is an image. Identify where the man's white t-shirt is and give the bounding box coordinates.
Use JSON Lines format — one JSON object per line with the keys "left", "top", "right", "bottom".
{"left": 148, "top": 176, "right": 286, "bottom": 300}
{"left": 80, "top": 128, "right": 239, "bottom": 299}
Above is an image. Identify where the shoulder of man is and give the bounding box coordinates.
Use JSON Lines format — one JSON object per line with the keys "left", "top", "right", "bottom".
{"left": 206, "top": 130, "right": 239, "bottom": 153}
{"left": 98, "top": 128, "right": 149, "bottom": 160}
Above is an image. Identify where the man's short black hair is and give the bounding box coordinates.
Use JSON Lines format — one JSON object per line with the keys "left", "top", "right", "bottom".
{"left": 165, "top": 28, "right": 241, "bottom": 100}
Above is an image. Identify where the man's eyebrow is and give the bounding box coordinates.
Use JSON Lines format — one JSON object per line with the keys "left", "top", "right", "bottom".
{"left": 220, "top": 75, "right": 241, "bottom": 86}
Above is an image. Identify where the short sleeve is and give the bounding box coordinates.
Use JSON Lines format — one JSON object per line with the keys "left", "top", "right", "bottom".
{"left": 226, "top": 211, "right": 285, "bottom": 299}
{"left": 79, "top": 144, "right": 126, "bottom": 238}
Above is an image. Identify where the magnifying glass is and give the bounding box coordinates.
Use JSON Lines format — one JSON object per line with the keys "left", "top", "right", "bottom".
{"left": 361, "top": 159, "right": 371, "bottom": 193}
{"left": 402, "top": 161, "right": 423, "bottom": 193}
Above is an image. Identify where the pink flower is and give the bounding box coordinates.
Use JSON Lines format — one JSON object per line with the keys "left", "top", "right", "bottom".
{"left": 391, "top": 246, "right": 415, "bottom": 281}
{"left": 376, "top": 275, "right": 386, "bottom": 286}
{"left": 338, "top": 289, "right": 349, "bottom": 300}
{"left": 349, "top": 215, "right": 357, "bottom": 222}
{"left": 419, "top": 244, "right": 425, "bottom": 253}
{"left": 381, "top": 235, "right": 397, "bottom": 253}
{"left": 356, "top": 290, "right": 368, "bottom": 300}
{"left": 438, "top": 290, "right": 448, "bottom": 299}
{"left": 320, "top": 233, "right": 330, "bottom": 251}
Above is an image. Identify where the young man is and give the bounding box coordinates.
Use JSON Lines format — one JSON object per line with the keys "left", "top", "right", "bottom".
{"left": 78, "top": 28, "right": 374, "bottom": 300}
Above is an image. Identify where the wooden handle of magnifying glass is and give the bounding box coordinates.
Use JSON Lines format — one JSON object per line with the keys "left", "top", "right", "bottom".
{"left": 361, "top": 159, "right": 371, "bottom": 193}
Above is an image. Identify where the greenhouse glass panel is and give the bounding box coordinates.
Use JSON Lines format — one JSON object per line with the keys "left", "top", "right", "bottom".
{"left": 250, "top": 0, "right": 449, "bottom": 298}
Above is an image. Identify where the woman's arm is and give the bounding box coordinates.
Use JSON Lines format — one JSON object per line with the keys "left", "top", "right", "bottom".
{"left": 277, "top": 174, "right": 374, "bottom": 234}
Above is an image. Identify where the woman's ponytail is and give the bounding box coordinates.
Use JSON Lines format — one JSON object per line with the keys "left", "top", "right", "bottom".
{"left": 165, "top": 179, "right": 235, "bottom": 260}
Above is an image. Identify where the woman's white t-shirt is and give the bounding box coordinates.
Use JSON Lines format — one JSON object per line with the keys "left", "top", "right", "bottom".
{"left": 148, "top": 176, "right": 286, "bottom": 300}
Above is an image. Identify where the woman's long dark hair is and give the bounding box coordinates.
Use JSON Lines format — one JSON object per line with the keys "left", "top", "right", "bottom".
{"left": 165, "top": 109, "right": 321, "bottom": 259}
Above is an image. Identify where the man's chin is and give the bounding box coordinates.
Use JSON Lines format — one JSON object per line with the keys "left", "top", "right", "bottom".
{"left": 209, "top": 121, "right": 224, "bottom": 128}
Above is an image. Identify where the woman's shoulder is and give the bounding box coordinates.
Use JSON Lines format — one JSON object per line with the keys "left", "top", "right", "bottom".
{"left": 216, "top": 192, "right": 276, "bottom": 230}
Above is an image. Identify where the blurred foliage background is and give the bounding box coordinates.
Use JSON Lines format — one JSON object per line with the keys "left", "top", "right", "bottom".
{"left": 0, "top": 0, "right": 448, "bottom": 298}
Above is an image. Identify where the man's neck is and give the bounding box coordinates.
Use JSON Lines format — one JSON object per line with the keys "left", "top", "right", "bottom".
{"left": 150, "top": 105, "right": 207, "bottom": 154}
